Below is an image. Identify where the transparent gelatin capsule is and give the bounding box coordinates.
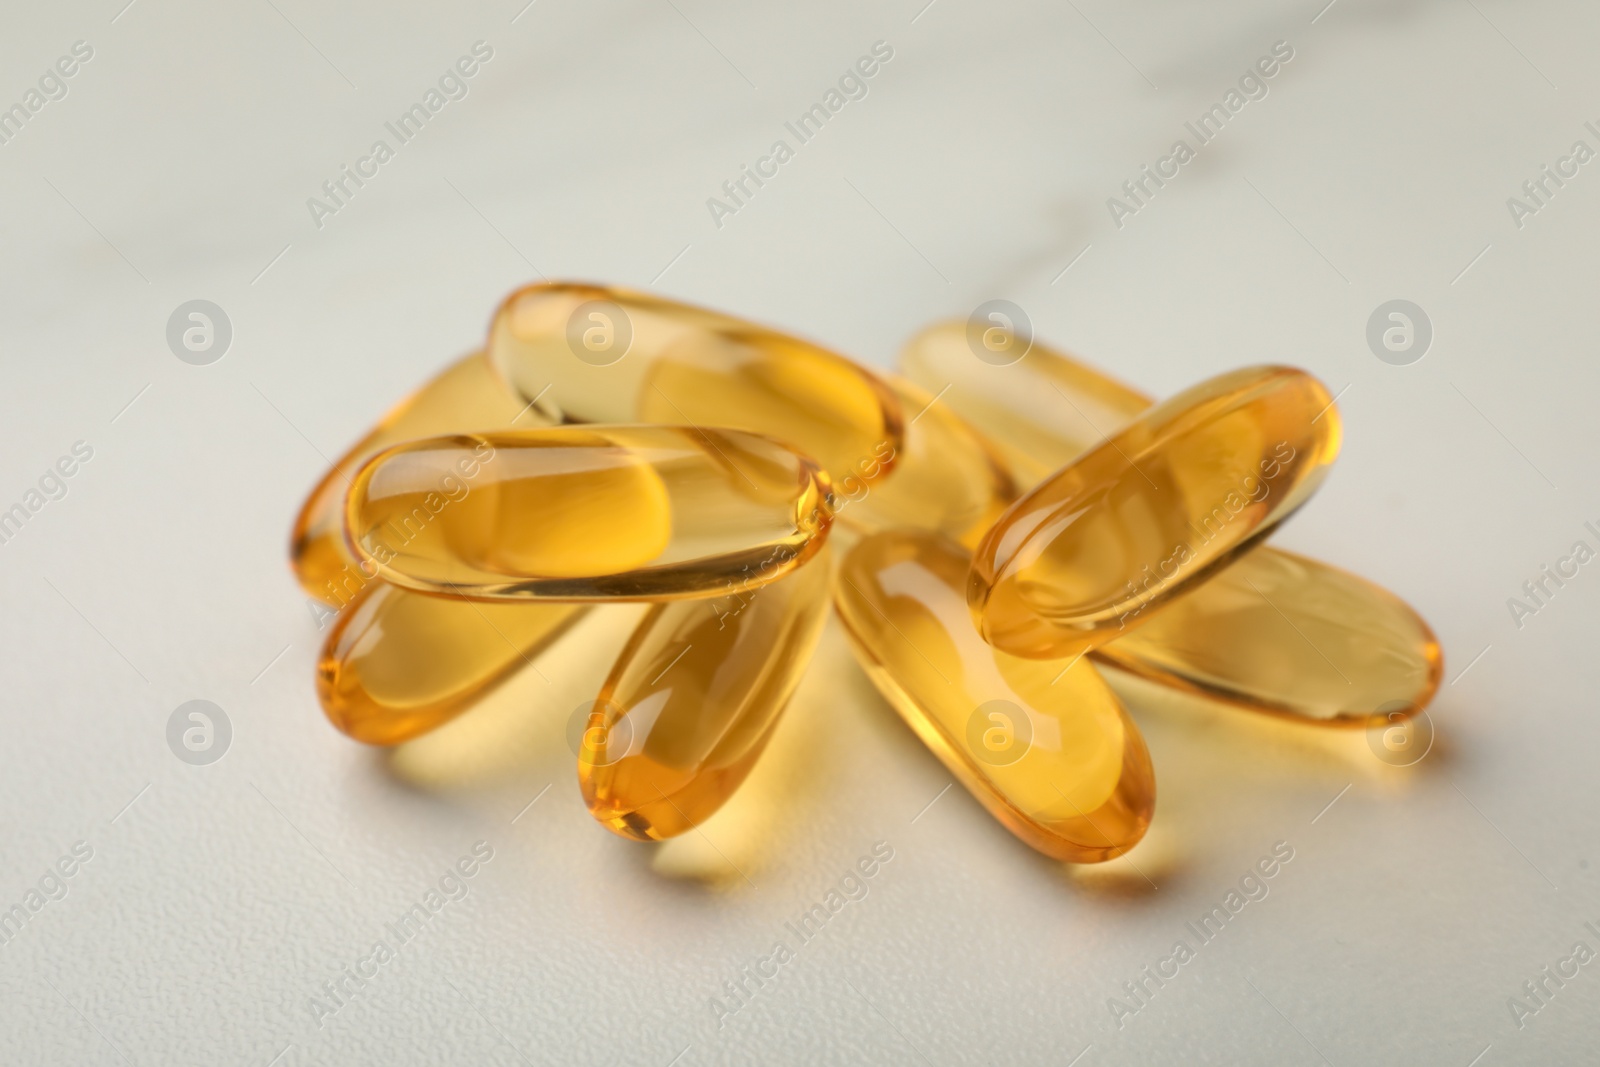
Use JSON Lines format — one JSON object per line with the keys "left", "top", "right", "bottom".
{"left": 290, "top": 351, "right": 535, "bottom": 604}
{"left": 1097, "top": 549, "right": 1441, "bottom": 725}
{"left": 968, "top": 365, "right": 1342, "bottom": 661}
{"left": 901, "top": 324, "right": 1439, "bottom": 724}
{"left": 485, "top": 282, "right": 904, "bottom": 503}
{"left": 344, "top": 426, "right": 832, "bottom": 601}
{"left": 579, "top": 545, "right": 832, "bottom": 841}
{"left": 834, "top": 530, "right": 1154, "bottom": 862}
{"left": 318, "top": 581, "right": 586, "bottom": 745}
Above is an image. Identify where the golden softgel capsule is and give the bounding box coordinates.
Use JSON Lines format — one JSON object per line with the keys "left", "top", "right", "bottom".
{"left": 290, "top": 352, "right": 534, "bottom": 605}
{"left": 1097, "top": 549, "right": 1441, "bottom": 725}
{"left": 580, "top": 545, "right": 831, "bottom": 841}
{"left": 486, "top": 282, "right": 904, "bottom": 502}
{"left": 969, "top": 365, "right": 1341, "bottom": 661}
{"left": 902, "top": 325, "right": 1438, "bottom": 724}
{"left": 345, "top": 426, "right": 831, "bottom": 600}
{"left": 834, "top": 530, "right": 1153, "bottom": 862}
{"left": 318, "top": 581, "right": 586, "bottom": 745}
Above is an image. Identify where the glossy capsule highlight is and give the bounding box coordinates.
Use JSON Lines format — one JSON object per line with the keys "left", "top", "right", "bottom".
{"left": 580, "top": 545, "right": 832, "bottom": 841}
{"left": 290, "top": 352, "right": 535, "bottom": 605}
{"left": 318, "top": 581, "right": 586, "bottom": 745}
{"left": 486, "top": 282, "right": 904, "bottom": 503}
{"left": 345, "top": 426, "right": 831, "bottom": 601}
{"left": 834, "top": 530, "right": 1153, "bottom": 861}
{"left": 969, "top": 365, "right": 1341, "bottom": 661}
{"left": 901, "top": 324, "right": 1438, "bottom": 723}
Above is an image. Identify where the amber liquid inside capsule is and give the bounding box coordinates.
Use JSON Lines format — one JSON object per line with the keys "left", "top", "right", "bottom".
{"left": 290, "top": 352, "right": 536, "bottom": 605}
{"left": 840, "top": 375, "right": 1019, "bottom": 549}
{"left": 969, "top": 365, "right": 1341, "bottom": 661}
{"left": 317, "top": 580, "right": 586, "bottom": 745}
{"left": 580, "top": 545, "right": 832, "bottom": 841}
{"left": 486, "top": 282, "right": 904, "bottom": 503}
{"left": 902, "top": 325, "right": 1439, "bottom": 723}
{"left": 345, "top": 426, "right": 831, "bottom": 601}
{"left": 834, "top": 530, "right": 1153, "bottom": 862}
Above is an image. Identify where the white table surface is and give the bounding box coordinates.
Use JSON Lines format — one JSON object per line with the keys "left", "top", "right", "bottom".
{"left": 2, "top": 0, "right": 1597, "bottom": 1063}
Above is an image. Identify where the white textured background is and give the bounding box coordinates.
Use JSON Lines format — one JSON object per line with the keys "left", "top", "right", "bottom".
{"left": 1, "top": 0, "right": 1597, "bottom": 1064}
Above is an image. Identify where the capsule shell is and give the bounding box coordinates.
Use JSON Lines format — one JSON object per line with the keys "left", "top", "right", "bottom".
{"left": 969, "top": 365, "right": 1341, "bottom": 661}
{"left": 835, "top": 530, "right": 1153, "bottom": 861}
{"left": 579, "top": 545, "right": 832, "bottom": 841}
{"left": 317, "top": 580, "right": 586, "bottom": 745}
{"left": 1098, "top": 548, "right": 1442, "bottom": 726}
{"left": 290, "top": 352, "right": 536, "bottom": 605}
{"left": 838, "top": 375, "right": 1019, "bottom": 549}
{"left": 345, "top": 426, "right": 831, "bottom": 601}
{"left": 902, "top": 325, "right": 1439, "bottom": 722}
{"left": 486, "top": 282, "right": 904, "bottom": 503}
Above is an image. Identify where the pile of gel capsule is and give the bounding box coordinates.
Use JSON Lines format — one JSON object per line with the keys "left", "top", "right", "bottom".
{"left": 289, "top": 282, "right": 1442, "bottom": 861}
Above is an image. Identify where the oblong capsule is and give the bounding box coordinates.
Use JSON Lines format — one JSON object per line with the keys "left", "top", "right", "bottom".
{"left": 579, "top": 545, "right": 832, "bottom": 841}
{"left": 834, "top": 530, "right": 1153, "bottom": 862}
{"left": 969, "top": 365, "right": 1341, "bottom": 660}
{"left": 290, "top": 352, "right": 534, "bottom": 604}
{"left": 486, "top": 282, "right": 904, "bottom": 502}
{"left": 345, "top": 426, "right": 831, "bottom": 601}
{"left": 317, "top": 581, "right": 586, "bottom": 745}
{"left": 901, "top": 325, "right": 1440, "bottom": 722}
{"left": 1097, "top": 548, "right": 1442, "bottom": 726}
{"left": 839, "top": 375, "right": 1019, "bottom": 549}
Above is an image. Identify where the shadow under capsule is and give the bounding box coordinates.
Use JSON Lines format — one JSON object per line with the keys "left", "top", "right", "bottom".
{"left": 1103, "top": 667, "right": 1462, "bottom": 851}
{"left": 1071, "top": 675, "right": 1463, "bottom": 898}
{"left": 1105, "top": 666, "right": 1461, "bottom": 779}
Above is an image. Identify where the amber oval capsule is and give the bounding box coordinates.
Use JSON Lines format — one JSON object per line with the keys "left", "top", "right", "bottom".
{"left": 839, "top": 375, "right": 1018, "bottom": 549}
{"left": 317, "top": 581, "right": 586, "bottom": 745}
{"left": 345, "top": 426, "right": 831, "bottom": 601}
{"left": 290, "top": 352, "right": 534, "bottom": 604}
{"left": 834, "top": 530, "right": 1153, "bottom": 862}
{"left": 486, "top": 282, "right": 904, "bottom": 503}
{"left": 1098, "top": 549, "right": 1442, "bottom": 726}
{"left": 579, "top": 545, "right": 832, "bottom": 841}
{"left": 969, "top": 365, "right": 1341, "bottom": 660}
